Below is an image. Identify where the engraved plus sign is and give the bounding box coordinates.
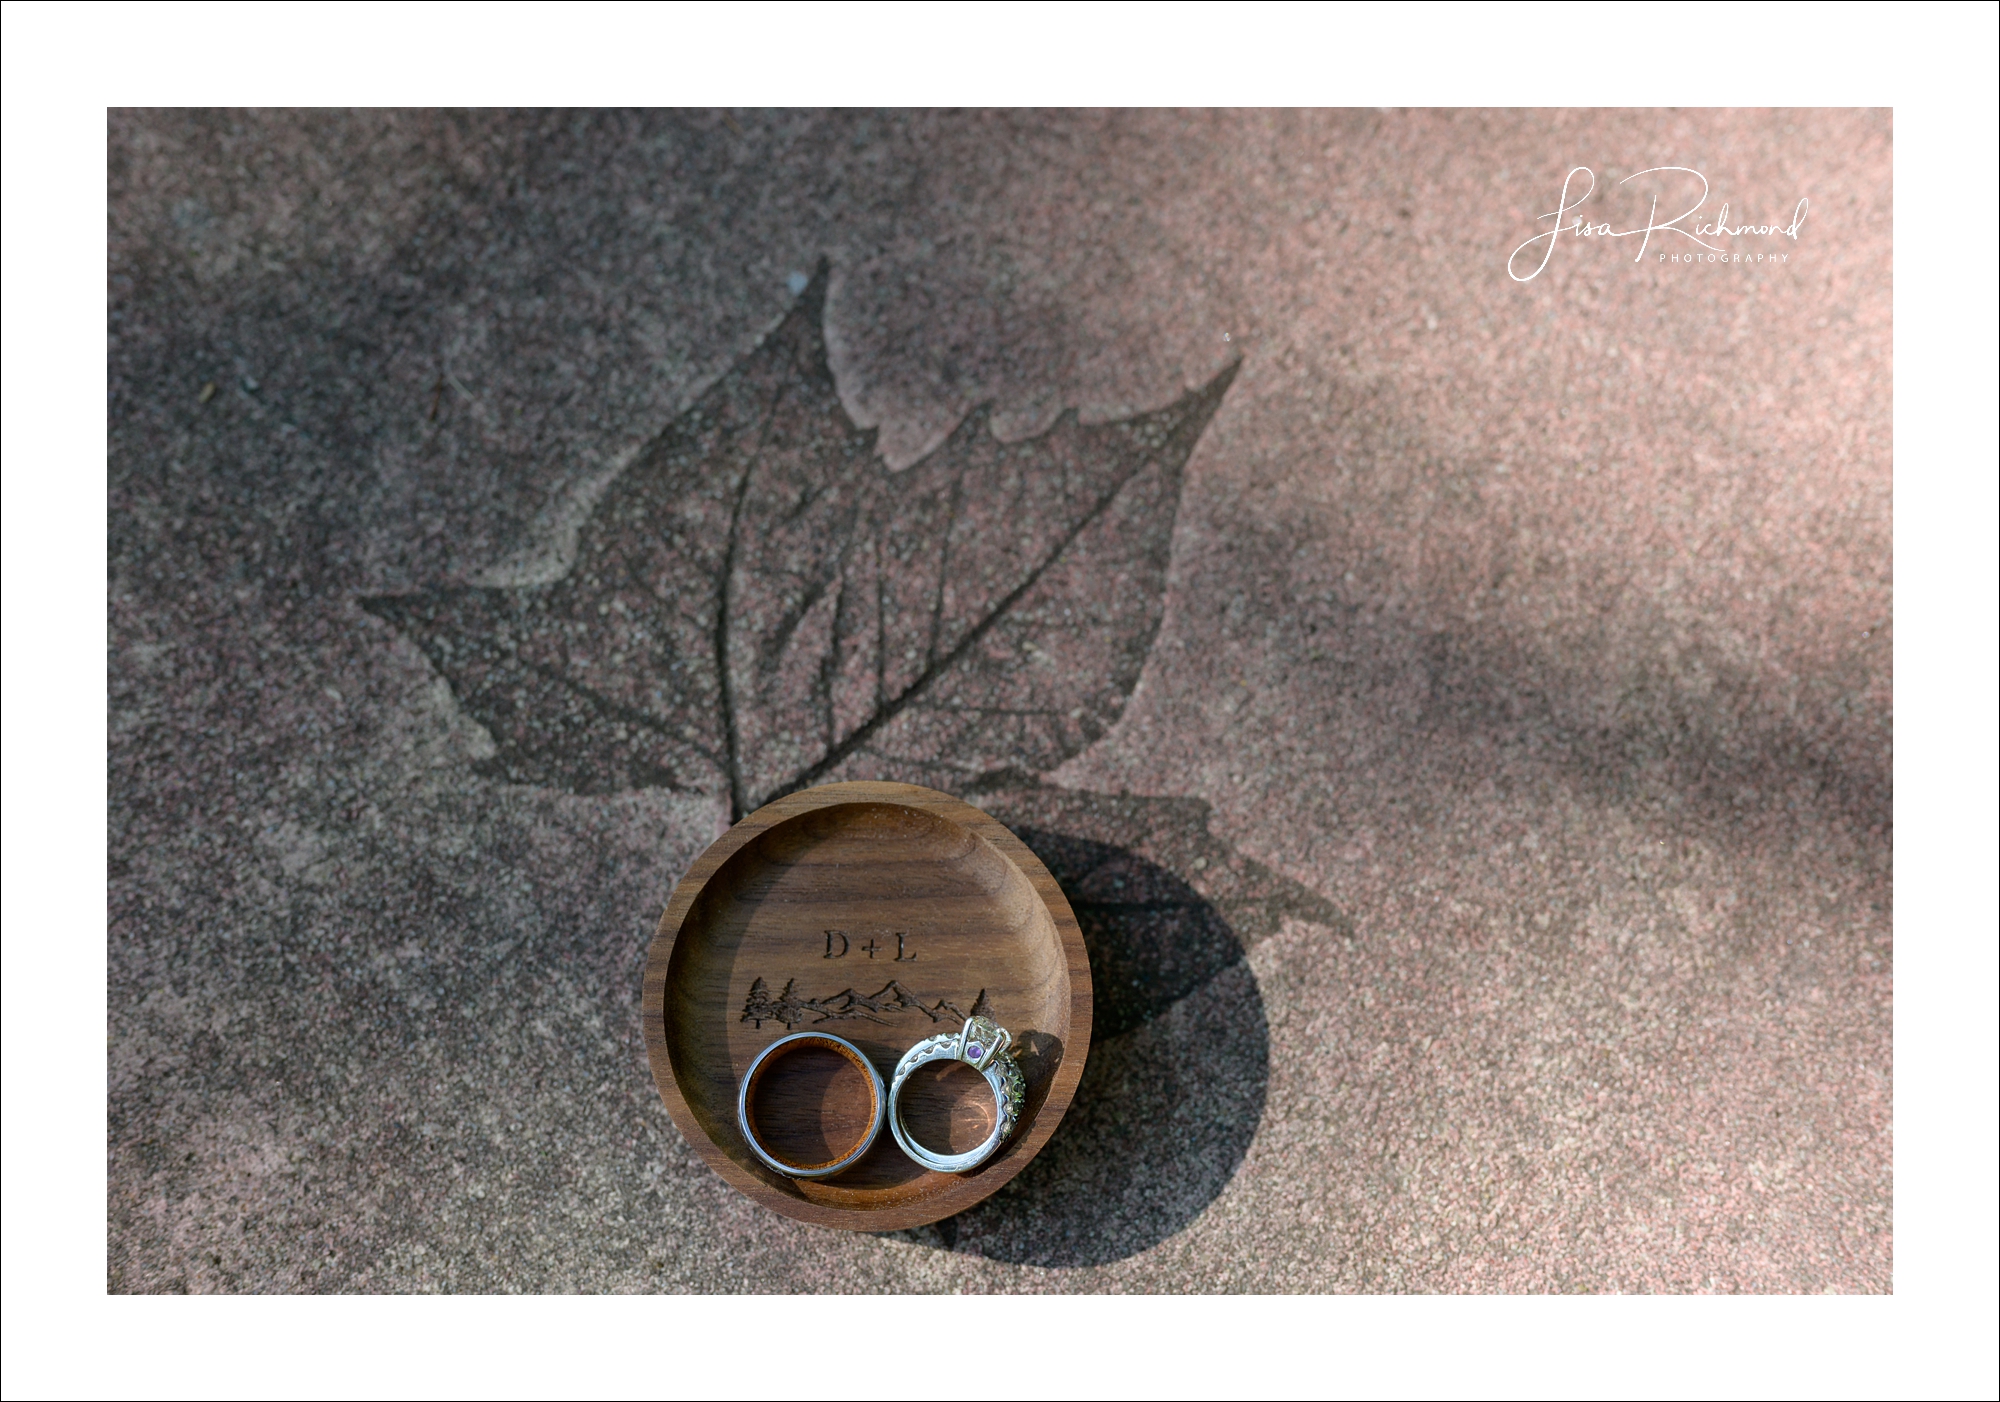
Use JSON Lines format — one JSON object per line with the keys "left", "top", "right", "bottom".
{"left": 858, "top": 936, "right": 882, "bottom": 958}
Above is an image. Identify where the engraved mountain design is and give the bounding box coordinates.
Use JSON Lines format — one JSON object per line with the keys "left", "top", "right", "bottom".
{"left": 363, "top": 263, "right": 1236, "bottom": 818}
{"left": 739, "top": 978, "right": 993, "bottom": 1030}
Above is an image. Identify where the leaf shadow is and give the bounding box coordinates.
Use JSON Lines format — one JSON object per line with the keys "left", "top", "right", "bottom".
{"left": 359, "top": 262, "right": 1239, "bottom": 821}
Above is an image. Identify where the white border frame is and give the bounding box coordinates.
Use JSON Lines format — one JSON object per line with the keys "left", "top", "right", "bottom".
{"left": 4, "top": 3, "right": 1994, "bottom": 1398}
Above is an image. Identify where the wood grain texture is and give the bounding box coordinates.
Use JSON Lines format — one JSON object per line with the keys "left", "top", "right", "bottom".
{"left": 643, "top": 781, "right": 1093, "bottom": 1229}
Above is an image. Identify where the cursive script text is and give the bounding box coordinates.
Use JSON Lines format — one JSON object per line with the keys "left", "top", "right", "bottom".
{"left": 1509, "top": 167, "right": 1808, "bottom": 282}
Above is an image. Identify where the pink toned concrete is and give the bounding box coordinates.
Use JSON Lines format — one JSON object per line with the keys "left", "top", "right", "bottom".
{"left": 108, "top": 109, "right": 1889, "bottom": 1292}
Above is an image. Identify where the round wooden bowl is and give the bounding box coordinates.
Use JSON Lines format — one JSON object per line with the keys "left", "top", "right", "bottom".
{"left": 642, "top": 781, "right": 1092, "bottom": 1230}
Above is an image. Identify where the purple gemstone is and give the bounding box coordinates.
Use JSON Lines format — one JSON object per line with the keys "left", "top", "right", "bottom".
{"left": 966, "top": 1043, "right": 984, "bottom": 1059}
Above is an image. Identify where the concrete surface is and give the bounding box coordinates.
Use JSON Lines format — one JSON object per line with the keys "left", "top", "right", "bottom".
{"left": 108, "top": 108, "right": 1891, "bottom": 1292}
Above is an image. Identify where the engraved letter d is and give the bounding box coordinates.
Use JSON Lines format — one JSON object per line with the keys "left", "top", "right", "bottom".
{"left": 824, "top": 930, "right": 849, "bottom": 959}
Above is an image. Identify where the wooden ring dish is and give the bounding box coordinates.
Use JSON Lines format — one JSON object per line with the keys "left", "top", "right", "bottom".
{"left": 643, "top": 781, "right": 1093, "bottom": 1230}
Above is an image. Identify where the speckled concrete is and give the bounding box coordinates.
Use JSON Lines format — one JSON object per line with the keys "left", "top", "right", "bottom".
{"left": 108, "top": 109, "right": 1890, "bottom": 1292}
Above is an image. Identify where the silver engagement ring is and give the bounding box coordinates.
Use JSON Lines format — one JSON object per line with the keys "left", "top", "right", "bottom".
{"left": 888, "top": 1015, "right": 1027, "bottom": 1173}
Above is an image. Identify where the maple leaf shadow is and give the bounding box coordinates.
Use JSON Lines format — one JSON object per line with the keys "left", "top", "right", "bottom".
{"left": 900, "top": 785, "right": 1344, "bottom": 1268}
{"left": 360, "top": 261, "right": 1237, "bottom": 818}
